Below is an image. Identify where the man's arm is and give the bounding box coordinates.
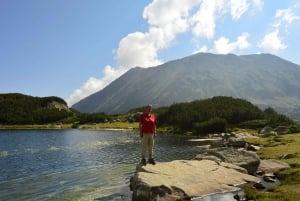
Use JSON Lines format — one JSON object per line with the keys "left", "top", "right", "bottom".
{"left": 139, "top": 115, "right": 143, "bottom": 137}
{"left": 154, "top": 115, "right": 157, "bottom": 137}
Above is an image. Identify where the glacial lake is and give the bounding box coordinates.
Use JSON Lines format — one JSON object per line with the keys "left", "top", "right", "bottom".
{"left": 0, "top": 129, "right": 199, "bottom": 201}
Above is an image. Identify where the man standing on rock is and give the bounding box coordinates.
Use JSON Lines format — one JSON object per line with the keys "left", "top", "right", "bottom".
{"left": 139, "top": 104, "right": 157, "bottom": 165}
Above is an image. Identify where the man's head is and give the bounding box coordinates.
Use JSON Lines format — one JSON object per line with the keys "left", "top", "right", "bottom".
{"left": 145, "top": 104, "right": 152, "bottom": 114}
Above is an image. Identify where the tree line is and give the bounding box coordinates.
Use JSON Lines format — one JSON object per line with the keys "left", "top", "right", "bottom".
{"left": 0, "top": 93, "right": 109, "bottom": 125}
{"left": 0, "top": 94, "right": 297, "bottom": 135}
{"left": 154, "top": 96, "right": 297, "bottom": 135}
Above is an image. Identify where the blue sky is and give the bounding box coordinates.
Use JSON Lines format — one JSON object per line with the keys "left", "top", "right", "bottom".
{"left": 1, "top": 0, "right": 299, "bottom": 106}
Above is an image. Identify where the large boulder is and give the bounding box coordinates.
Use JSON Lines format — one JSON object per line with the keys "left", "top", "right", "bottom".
{"left": 274, "top": 126, "right": 291, "bottom": 134}
{"left": 258, "top": 159, "right": 291, "bottom": 173}
{"left": 259, "top": 126, "right": 274, "bottom": 136}
{"left": 259, "top": 126, "right": 292, "bottom": 136}
{"left": 225, "top": 136, "right": 247, "bottom": 148}
{"left": 195, "top": 147, "right": 260, "bottom": 174}
{"left": 130, "top": 160, "right": 260, "bottom": 201}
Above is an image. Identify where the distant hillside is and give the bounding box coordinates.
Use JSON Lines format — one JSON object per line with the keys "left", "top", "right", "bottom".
{"left": 156, "top": 96, "right": 296, "bottom": 134}
{"left": 0, "top": 93, "right": 73, "bottom": 124}
{"left": 72, "top": 53, "right": 300, "bottom": 121}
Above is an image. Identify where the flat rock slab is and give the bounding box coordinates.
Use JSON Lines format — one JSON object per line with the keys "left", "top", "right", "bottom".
{"left": 130, "top": 160, "right": 260, "bottom": 201}
{"left": 188, "top": 138, "right": 222, "bottom": 142}
{"left": 258, "top": 159, "right": 291, "bottom": 173}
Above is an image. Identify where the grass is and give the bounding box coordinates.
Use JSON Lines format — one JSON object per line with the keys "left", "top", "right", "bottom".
{"left": 0, "top": 122, "right": 165, "bottom": 132}
{"left": 77, "top": 122, "right": 139, "bottom": 129}
{"left": 0, "top": 124, "right": 73, "bottom": 129}
{"left": 0, "top": 122, "right": 139, "bottom": 130}
{"left": 245, "top": 133, "right": 300, "bottom": 201}
{"left": 0, "top": 122, "right": 174, "bottom": 133}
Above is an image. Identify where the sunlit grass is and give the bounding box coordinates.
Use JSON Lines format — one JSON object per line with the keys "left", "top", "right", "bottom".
{"left": 245, "top": 133, "right": 300, "bottom": 201}
{"left": 0, "top": 124, "right": 73, "bottom": 129}
{"left": 78, "top": 122, "right": 139, "bottom": 129}
{"left": 244, "top": 185, "right": 300, "bottom": 201}
{"left": 0, "top": 122, "right": 139, "bottom": 130}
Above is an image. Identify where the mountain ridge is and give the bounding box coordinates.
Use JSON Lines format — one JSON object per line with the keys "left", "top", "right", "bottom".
{"left": 72, "top": 53, "right": 300, "bottom": 120}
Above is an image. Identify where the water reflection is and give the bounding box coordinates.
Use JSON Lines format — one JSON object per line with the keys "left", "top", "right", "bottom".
{"left": 193, "top": 190, "right": 242, "bottom": 201}
{"left": 0, "top": 129, "right": 197, "bottom": 200}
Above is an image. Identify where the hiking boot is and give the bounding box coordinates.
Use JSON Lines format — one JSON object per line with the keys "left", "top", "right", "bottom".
{"left": 141, "top": 158, "right": 146, "bottom": 165}
{"left": 148, "top": 158, "right": 156, "bottom": 165}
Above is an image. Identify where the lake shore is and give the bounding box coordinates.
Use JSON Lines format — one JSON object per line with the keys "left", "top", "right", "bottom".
{"left": 243, "top": 132, "right": 300, "bottom": 200}
{"left": 0, "top": 122, "right": 138, "bottom": 130}
{"left": 130, "top": 131, "right": 300, "bottom": 201}
{"left": 1, "top": 124, "right": 299, "bottom": 200}
{"left": 0, "top": 122, "right": 177, "bottom": 135}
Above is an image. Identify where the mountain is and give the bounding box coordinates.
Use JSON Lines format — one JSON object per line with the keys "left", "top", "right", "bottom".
{"left": 72, "top": 53, "right": 300, "bottom": 120}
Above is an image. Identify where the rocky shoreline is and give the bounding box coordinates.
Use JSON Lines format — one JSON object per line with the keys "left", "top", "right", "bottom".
{"left": 129, "top": 131, "right": 291, "bottom": 201}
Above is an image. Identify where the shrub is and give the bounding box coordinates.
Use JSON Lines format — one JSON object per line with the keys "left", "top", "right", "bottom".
{"left": 238, "top": 119, "right": 268, "bottom": 129}
{"left": 193, "top": 117, "right": 227, "bottom": 136}
{"left": 267, "top": 114, "right": 295, "bottom": 127}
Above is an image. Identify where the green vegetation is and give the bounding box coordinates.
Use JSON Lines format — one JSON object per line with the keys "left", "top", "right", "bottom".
{"left": 193, "top": 117, "right": 227, "bottom": 134}
{"left": 1, "top": 94, "right": 298, "bottom": 134}
{"left": 244, "top": 133, "right": 300, "bottom": 201}
{"left": 0, "top": 93, "right": 74, "bottom": 124}
{"left": 156, "top": 96, "right": 298, "bottom": 135}
{"left": 77, "top": 122, "right": 139, "bottom": 129}
{"left": 0, "top": 93, "right": 110, "bottom": 126}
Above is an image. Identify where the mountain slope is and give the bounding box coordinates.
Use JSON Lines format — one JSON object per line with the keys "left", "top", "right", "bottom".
{"left": 72, "top": 53, "right": 300, "bottom": 118}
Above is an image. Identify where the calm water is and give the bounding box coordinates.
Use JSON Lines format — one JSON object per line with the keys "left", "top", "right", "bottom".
{"left": 0, "top": 129, "right": 197, "bottom": 201}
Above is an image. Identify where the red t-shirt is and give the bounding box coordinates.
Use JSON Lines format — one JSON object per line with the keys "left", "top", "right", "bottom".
{"left": 139, "top": 113, "right": 157, "bottom": 134}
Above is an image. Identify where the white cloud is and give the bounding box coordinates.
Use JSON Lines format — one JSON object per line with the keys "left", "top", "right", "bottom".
{"left": 230, "top": 0, "right": 249, "bottom": 20}
{"left": 67, "top": 77, "right": 104, "bottom": 107}
{"left": 190, "top": 0, "right": 251, "bottom": 39}
{"left": 67, "top": 65, "right": 126, "bottom": 106}
{"left": 275, "top": 7, "right": 300, "bottom": 25}
{"left": 259, "top": 30, "right": 287, "bottom": 52}
{"left": 259, "top": 3, "right": 299, "bottom": 53}
{"left": 67, "top": 0, "right": 264, "bottom": 106}
{"left": 190, "top": 0, "right": 221, "bottom": 39}
{"left": 252, "top": 0, "right": 264, "bottom": 11}
{"left": 143, "top": 0, "right": 199, "bottom": 30}
{"left": 116, "top": 31, "right": 162, "bottom": 68}
{"left": 272, "top": 8, "right": 300, "bottom": 30}
{"left": 236, "top": 33, "right": 251, "bottom": 48}
{"left": 193, "top": 45, "right": 209, "bottom": 54}
{"left": 213, "top": 32, "right": 250, "bottom": 54}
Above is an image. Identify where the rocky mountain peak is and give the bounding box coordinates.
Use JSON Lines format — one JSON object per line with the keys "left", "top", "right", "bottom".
{"left": 72, "top": 53, "right": 300, "bottom": 120}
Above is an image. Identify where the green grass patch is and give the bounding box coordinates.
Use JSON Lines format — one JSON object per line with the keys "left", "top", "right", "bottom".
{"left": 77, "top": 122, "right": 139, "bottom": 129}
{"left": 244, "top": 133, "right": 300, "bottom": 201}
{"left": 244, "top": 185, "right": 300, "bottom": 201}
{"left": 0, "top": 124, "right": 72, "bottom": 129}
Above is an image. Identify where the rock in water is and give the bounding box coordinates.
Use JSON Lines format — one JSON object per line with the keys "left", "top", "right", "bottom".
{"left": 130, "top": 160, "right": 260, "bottom": 201}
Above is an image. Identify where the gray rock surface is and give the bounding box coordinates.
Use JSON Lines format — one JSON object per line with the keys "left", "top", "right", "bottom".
{"left": 258, "top": 159, "right": 291, "bottom": 173}
{"left": 195, "top": 147, "right": 260, "bottom": 174}
{"left": 130, "top": 160, "right": 260, "bottom": 201}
